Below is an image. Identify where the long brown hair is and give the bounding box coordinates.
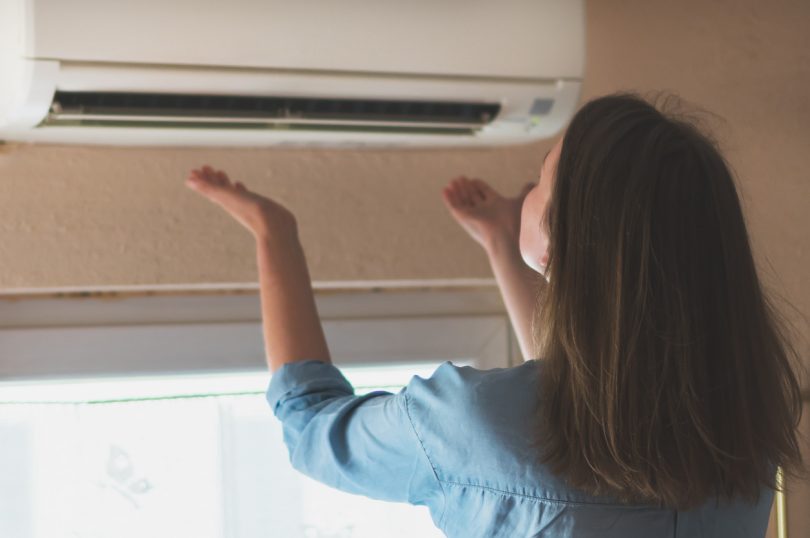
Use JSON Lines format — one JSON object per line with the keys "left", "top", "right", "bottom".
{"left": 533, "top": 93, "right": 804, "bottom": 509}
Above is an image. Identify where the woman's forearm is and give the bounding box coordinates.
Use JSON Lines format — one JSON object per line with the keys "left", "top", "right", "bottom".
{"left": 184, "top": 166, "right": 331, "bottom": 372}
{"left": 485, "top": 236, "right": 543, "bottom": 361}
{"left": 255, "top": 235, "right": 331, "bottom": 372}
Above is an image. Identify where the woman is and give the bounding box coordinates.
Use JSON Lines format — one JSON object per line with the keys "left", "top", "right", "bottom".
{"left": 186, "top": 94, "right": 803, "bottom": 537}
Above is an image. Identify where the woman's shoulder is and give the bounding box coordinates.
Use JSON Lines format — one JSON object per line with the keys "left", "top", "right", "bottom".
{"left": 404, "top": 359, "right": 542, "bottom": 405}
{"left": 402, "top": 359, "right": 543, "bottom": 448}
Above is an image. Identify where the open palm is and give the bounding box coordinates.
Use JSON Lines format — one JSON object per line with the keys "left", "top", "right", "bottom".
{"left": 186, "top": 165, "right": 298, "bottom": 241}
{"left": 441, "top": 176, "right": 534, "bottom": 250}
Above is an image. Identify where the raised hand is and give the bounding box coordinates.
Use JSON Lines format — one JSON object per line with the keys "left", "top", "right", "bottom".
{"left": 441, "top": 176, "right": 535, "bottom": 251}
{"left": 185, "top": 165, "right": 298, "bottom": 243}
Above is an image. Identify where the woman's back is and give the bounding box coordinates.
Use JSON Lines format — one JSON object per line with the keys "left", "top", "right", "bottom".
{"left": 267, "top": 358, "right": 774, "bottom": 538}
{"left": 406, "top": 360, "right": 774, "bottom": 537}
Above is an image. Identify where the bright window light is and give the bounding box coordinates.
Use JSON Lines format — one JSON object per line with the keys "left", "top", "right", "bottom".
{"left": 0, "top": 362, "right": 448, "bottom": 538}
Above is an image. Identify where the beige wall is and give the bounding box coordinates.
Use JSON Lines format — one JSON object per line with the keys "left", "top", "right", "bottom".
{"left": 0, "top": 143, "right": 540, "bottom": 288}
{"left": 1, "top": 1, "right": 808, "bottom": 307}
{"left": 1, "top": 0, "right": 808, "bottom": 532}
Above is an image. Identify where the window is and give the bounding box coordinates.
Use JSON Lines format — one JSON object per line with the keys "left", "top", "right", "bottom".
{"left": 0, "top": 289, "right": 515, "bottom": 538}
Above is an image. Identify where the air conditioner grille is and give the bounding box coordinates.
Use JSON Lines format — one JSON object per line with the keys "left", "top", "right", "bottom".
{"left": 48, "top": 91, "right": 501, "bottom": 130}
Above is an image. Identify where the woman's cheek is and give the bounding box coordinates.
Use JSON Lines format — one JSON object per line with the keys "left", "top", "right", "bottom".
{"left": 518, "top": 192, "right": 546, "bottom": 274}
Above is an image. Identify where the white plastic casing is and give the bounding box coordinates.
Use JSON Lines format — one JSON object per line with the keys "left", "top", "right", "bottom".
{"left": 0, "top": 0, "right": 584, "bottom": 147}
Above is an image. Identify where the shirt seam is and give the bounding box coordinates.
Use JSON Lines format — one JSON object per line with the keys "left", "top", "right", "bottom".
{"left": 440, "top": 479, "right": 660, "bottom": 509}
{"left": 403, "top": 391, "right": 448, "bottom": 529}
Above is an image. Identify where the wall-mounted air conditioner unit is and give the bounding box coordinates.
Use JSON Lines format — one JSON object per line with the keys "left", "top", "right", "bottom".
{"left": 0, "top": 0, "right": 584, "bottom": 147}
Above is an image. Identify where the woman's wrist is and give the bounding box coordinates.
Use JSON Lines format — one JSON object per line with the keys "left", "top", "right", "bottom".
{"left": 252, "top": 213, "right": 300, "bottom": 246}
{"left": 254, "top": 228, "right": 299, "bottom": 247}
{"left": 254, "top": 231, "right": 307, "bottom": 273}
{"left": 246, "top": 201, "right": 299, "bottom": 241}
{"left": 484, "top": 230, "right": 520, "bottom": 259}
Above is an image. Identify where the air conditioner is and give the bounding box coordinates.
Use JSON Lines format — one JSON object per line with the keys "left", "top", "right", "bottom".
{"left": 0, "top": 0, "right": 584, "bottom": 147}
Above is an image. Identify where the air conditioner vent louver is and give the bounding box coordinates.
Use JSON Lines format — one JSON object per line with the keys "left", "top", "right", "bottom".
{"left": 47, "top": 91, "right": 502, "bottom": 131}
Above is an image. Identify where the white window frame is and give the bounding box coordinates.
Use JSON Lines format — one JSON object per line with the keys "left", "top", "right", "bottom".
{"left": 0, "top": 287, "right": 520, "bottom": 383}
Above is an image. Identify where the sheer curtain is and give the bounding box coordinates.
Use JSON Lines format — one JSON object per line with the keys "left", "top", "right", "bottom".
{"left": 0, "top": 365, "right": 444, "bottom": 538}
{"left": 0, "top": 293, "right": 513, "bottom": 537}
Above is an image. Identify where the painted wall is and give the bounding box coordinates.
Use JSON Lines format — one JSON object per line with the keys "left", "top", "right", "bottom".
{"left": 0, "top": 143, "right": 539, "bottom": 288}
{"left": 1, "top": 1, "right": 807, "bottom": 305}
{"left": 0, "top": 0, "right": 808, "bottom": 533}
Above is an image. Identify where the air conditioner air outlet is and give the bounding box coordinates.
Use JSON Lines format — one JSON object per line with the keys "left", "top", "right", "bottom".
{"left": 47, "top": 91, "right": 501, "bottom": 130}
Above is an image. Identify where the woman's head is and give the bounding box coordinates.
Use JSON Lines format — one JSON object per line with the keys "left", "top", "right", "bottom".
{"left": 529, "top": 93, "right": 803, "bottom": 509}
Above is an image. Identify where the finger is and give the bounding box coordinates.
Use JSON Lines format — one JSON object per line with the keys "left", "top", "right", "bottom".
{"left": 191, "top": 179, "right": 252, "bottom": 215}
{"left": 453, "top": 177, "right": 467, "bottom": 205}
{"left": 448, "top": 176, "right": 464, "bottom": 192}
{"left": 202, "top": 165, "right": 223, "bottom": 184}
{"left": 470, "top": 178, "right": 491, "bottom": 193}
{"left": 444, "top": 185, "right": 461, "bottom": 208}
{"left": 451, "top": 188, "right": 466, "bottom": 209}
{"left": 214, "top": 170, "right": 230, "bottom": 187}
{"left": 448, "top": 178, "right": 463, "bottom": 205}
{"left": 186, "top": 170, "right": 209, "bottom": 190}
{"left": 469, "top": 178, "right": 487, "bottom": 201}
{"left": 441, "top": 186, "right": 452, "bottom": 206}
{"left": 459, "top": 177, "right": 474, "bottom": 206}
{"left": 188, "top": 167, "right": 219, "bottom": 188}
{"left": 473, "top": 178, "right": 498, "bottom": 198}
{"left": 199, "top": 165, "right": 212, "bottom": 181}
{"left": 454, "top": 186, "right": 468, "bottom": 207}
{"left": 187, "top": 168, "right": 228, "bottom": 196}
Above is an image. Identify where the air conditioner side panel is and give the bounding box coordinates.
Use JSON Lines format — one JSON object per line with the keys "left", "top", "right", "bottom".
{"left": 0, "top": 60, "right": 58, "bottom": 130}
{"left": 0, "top": 0, "right": 57, "bottom": 129}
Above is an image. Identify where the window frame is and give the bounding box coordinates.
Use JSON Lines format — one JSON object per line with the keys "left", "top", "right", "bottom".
{"left": 0, "top": 287, "right": 520, "bottom": 382}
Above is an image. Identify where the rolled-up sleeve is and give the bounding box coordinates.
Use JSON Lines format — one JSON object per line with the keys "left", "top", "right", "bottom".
{"left": 266, "top": 360, "right": 442, "bottom": 507}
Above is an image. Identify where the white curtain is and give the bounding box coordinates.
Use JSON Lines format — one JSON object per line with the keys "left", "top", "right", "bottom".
{"left": 0, "top": 367, "right": 442, "bottom": 538}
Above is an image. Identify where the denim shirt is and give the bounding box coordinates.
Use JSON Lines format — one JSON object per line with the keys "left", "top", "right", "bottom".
{"left": 266, "top": 359, "right": 773, "bottom": 538}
